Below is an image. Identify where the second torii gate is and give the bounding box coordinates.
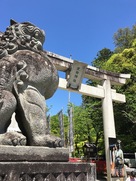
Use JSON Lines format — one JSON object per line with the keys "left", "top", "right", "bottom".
{"left": 46, "top": 51, "right": 131, "bottom": 181}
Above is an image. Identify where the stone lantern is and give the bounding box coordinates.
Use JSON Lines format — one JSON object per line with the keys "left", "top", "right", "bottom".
{"left": 83, "top": 143, "right": 97, "bottom": 161}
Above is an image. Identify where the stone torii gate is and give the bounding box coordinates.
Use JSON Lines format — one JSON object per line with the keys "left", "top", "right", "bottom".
{"left": 46, "top": 51, "right": 131, "bottom": 181}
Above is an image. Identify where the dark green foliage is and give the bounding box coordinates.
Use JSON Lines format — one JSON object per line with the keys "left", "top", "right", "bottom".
{"left": 92, "top": 48, "right": 113, "bottom": 68}
{"left": 114, "top": 27, "right": 133, "bottom": 52}
{"left": 113, "top": 24, "right": 136, "bottom": 52}
{"left": 82, "top": 24, "right": 136, "bottom": 154}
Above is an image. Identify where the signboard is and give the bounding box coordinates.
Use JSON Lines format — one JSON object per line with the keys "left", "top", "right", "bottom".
{"left": 67, "top": 60, "right": 87, "bottom": 90}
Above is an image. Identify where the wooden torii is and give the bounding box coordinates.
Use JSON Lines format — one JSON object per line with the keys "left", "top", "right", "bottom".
{"left": 46, "top": 51, "right": 131, "bottom": 181}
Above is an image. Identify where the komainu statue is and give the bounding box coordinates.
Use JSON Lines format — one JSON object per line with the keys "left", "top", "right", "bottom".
{"left": 0, "top": 20, "right": 61, "bottom": 147}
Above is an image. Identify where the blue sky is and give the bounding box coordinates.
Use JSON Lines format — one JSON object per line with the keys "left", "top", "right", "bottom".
{"left": 1, "top": 0, "right": 136, "bottom": 115}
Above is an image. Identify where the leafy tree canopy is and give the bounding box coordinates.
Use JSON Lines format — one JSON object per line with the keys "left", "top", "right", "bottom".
{"left": 92, "top": 48, "right": 113, "bottom": 68}
{"left": 91, "top": 25, "right": 136, "bottom": 152}
{"left": 113, "top": 24, "right": 136, "bottom": 52}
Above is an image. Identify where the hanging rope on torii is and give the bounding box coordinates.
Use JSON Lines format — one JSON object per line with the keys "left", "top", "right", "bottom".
{"left": 46, "top": 50, "right": 131, "bottom": 181}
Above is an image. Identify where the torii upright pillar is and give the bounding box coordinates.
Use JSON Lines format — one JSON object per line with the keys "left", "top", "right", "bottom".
{"left": 102, "top": 79, "right": 116, "bottom": 181}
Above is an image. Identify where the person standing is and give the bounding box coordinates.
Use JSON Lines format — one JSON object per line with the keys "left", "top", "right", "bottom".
{"left": 111, "top": 146, "right": 116, "bottom": 176}
{"left": 115, "top": 144, "right": 124, "bottom": 177}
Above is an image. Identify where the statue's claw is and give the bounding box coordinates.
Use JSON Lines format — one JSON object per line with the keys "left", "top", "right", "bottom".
{"left": 54, "top": 139, "right": 63, "bottom": 148}
{"left": 12, "top": 137, "right": 26, "bottom": 146}
{"left": 45, "top": 134, "right": 63, "bottom": 148}
{"left": 0, "top": 132, "right": 26, "bottom": 146}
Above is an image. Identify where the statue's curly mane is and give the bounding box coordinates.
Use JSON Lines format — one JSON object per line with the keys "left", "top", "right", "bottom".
{"left": 0, "top": 20, "right": 45, "bottom": 59}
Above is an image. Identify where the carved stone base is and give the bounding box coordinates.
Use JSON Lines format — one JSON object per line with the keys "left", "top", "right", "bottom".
{"left": 0, "top": 146, "right": 96, "bottom": 181}
{"left": 0, "top": 162, "right": 96, "bottom": 181}
{"left": 0, "top": 146, "right": 69, "bottom": 162}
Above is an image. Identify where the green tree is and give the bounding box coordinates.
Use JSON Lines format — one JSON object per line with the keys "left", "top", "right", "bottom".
{"left": 72, "top": 104, "right": 104, "bottom": 156}
{"left": 92, "top": 48, "right": 113, "bottom": 68}
{"left": 102, "top": 46, "right": 136, "bottom": 152}
{"left": 67, "top": 104, "right": 92, "bottom": 157}
{"left": 113, "top": 24, "right": 136, "bottom": 53}
{"left": 113, "top": 27, "right": 133, "bottom": 52}
{"left": 83, "top": 24, "right": 136, "bottom": 153}
{"left": 82, "top": 91, "right": 105, "bottom": 155}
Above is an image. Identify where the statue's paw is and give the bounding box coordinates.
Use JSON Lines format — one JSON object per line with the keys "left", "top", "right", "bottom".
{"left": 31, "top": 134, "right": 63, "bottom": 148}
{"left": 0, "top": 132, "right": 26, "bottom": 146}
{"left": 45, "top": 134, "right": 63, "bottom": 148}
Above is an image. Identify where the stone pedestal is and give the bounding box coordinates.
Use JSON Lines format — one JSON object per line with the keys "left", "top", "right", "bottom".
{"left": 0, "top": 146, "right": 96, "bottom": 181}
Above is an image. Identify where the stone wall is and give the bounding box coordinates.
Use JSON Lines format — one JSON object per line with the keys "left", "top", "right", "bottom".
{"left": 0, "top": 162, "right": 96, "bottom": 180}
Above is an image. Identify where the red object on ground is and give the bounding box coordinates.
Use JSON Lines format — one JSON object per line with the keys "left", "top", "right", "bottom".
{"left": 69, "top": 158, "right": 106, "bottom": 174}
{"left": 95, "top": 160, "right": 106, "bottom": 173}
